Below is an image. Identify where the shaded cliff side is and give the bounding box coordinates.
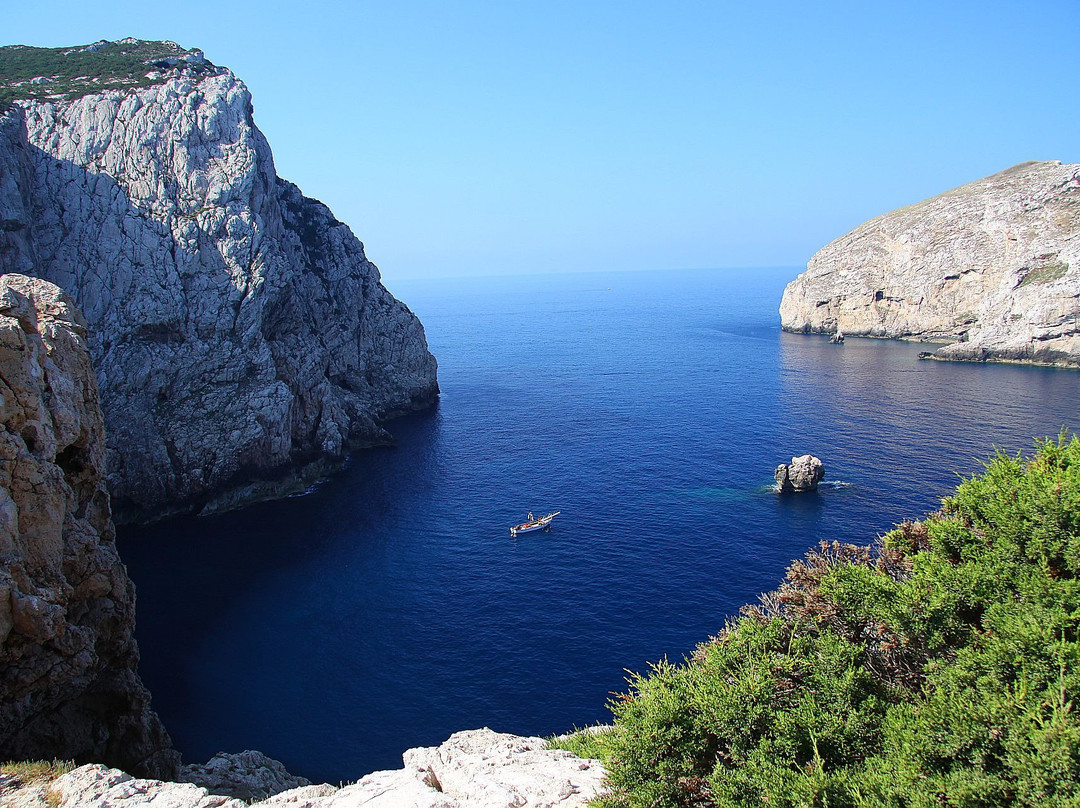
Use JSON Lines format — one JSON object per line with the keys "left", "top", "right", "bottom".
{"left": 780, "top": 161, "right": 1080, "bottom": 366}
{"left": 0, "top": 274, "right": 176, "bottom": 778}
{"left": 0, "top": 41, "right": 439, "bottom": 522}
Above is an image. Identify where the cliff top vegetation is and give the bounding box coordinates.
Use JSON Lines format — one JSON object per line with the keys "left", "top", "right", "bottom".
{"left": 0, "top": 39, "right": 217, "bottom": 109}
{"left": 559, "top": 434, "right": 1080, "bottom": 807}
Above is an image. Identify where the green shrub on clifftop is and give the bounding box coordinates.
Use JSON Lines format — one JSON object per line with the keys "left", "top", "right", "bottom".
{"left": 569, "top": 435, "right": 1080, "bottom": 807}
{"left": 0, "top": 40, "right": 213, "bottom": 108}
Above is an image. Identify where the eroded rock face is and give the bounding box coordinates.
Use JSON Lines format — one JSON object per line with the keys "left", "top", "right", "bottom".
{"left": 5, "top": 729, "right": 606, "bottom": 808}
{"left": 179, "top": 751, "right": 310, "bottom": 802}
{"left": 0, "top": 51, "right": 438, "bottom": 522}
{"left": 779, "top": 161, "right": 1080, "bottom": 366}
{"left": 775, "top": 455, "right": 825, "bottom": 492}
{"left": 0, "top": 274, "right": 177, "bottom": 778}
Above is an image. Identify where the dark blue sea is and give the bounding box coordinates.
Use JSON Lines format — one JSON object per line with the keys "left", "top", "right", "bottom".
{"left": 119, "top": 267, "right": 1080, "bottom": 782}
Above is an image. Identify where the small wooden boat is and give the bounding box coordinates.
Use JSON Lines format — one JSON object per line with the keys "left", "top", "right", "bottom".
{"left": 510, "top": 511, "right": 560, "bottom": 537}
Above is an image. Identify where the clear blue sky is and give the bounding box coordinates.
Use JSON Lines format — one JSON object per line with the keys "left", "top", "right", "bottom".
{"left": 5, "top": 1, "right": 1078, "bottom": 280}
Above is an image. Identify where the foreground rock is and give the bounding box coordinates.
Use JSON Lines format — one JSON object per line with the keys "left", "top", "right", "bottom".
{"left": 179, "top": 751, "right": 311, "bottom": 802}
{"left": 775, "top": 455, "right": 825, "bottom": 492}
{"left": 0, "top": 42, "right": 439, "bottom": 522}
{"left": 2, "top": 729, "right": 607, "bottom": 808}
{"left": 0, "top": 275, "right": 176, "bottom": 777}
{"left": 779, "top": 161, "right": 1080, "bottom": 366}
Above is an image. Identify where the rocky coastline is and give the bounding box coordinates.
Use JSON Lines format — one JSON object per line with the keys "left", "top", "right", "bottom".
{"left": 0, "top": 41, "right": 607, "bottom": 808}
{"left": 4, "top": 35, "right": 1079, "bottom": 808}
{"left": 779, "top": 160, "right": 1080, "bottom": 367}
{"left": 0, "top": 42, "right": 439, "bottom": 523}
{"left": 0, "top": 271, "right": 598, "bottom": 806}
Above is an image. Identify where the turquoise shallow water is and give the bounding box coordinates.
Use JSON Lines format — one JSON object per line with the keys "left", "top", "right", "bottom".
{"left": 119, "top": 267, "right": 1080, "bottom": 781}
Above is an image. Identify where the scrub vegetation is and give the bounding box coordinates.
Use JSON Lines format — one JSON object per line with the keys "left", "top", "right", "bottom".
{"left": 559, "top": 434, "right": 1080, "bottom": 807}
{"left": 1018, "top": 262, "right": 1069, "bottom": 288}
{"left": 0, "top": 39, "right": 211, "bottom": 108}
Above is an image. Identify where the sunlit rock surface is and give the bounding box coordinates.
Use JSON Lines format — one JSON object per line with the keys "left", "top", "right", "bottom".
{"left": 3, "top": 729, "right": 606, "bottom": 808}
{"left": 780, "top": 161, "right": 1080, "bottom": 366}
{"left": 774, "top": 454, "right": 825, "bottom": 492}
{"left": 0, "top": 45, "right": 438, "bottom": 521}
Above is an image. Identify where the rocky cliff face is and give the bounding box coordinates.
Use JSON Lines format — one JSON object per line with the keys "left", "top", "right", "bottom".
{"left": 0, "top": 274, "right": 176, "bottom": 778}
{"left": 0, "top": 46, "right": 438, "bottom": 521}
{"left": 779, "top": 161, "right": 1080, "bottom": 366}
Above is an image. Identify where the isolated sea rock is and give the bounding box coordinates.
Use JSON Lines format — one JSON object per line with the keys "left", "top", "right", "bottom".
{"left": 779, "top": 161, "right": 1080, "bottom": 366}
{"left": 3, "top": 729, "right": 607, "bottom": 808}
{"left": 0, "top": 274, "right": 177, "bottom": 778}
{"left": 0, "top": 43, "right": 438, "bottom": 521}
{"left": 775, "top": 454, "right": 825, "bottom": 492}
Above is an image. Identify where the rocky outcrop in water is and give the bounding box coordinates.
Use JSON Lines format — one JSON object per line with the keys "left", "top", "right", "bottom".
{"left": 0, "top": 274, "right": 176, "bottom": 778}
{"left": 774, "top": 455, "right": 825, "bottom": 493}
{"left": 0, "top": 43, "right": 438, "bottom": 521}
{"left": 2, "top": 729, "right": 607, "bottom": 808}
{"left": 779, "top": 161, "right": 1080, "bottom": 366}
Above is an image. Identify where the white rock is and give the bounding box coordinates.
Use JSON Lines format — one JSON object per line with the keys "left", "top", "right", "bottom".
{"left": 2, "top": 731, "right": 606, "bottom": 808}
{"left": 255, "top": 784, "right": 339, "bottom": 808}
{"left": 780, "top": 161, "right": 1080, "bottom": 367}
{"left": 51, "top": 764, "right": 244, "bottom": 808}
{"left": 398, "top": 728, "right": 605, "bottom": 808}
{"left": 329, "top": 769, "right": 460, "bottom": 808}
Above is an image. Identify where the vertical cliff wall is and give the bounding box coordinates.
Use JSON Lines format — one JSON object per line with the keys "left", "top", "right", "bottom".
{"left": 779, "top": 161, "right": 1080, "bottom": 366}
{"left": 0, "top": 274, "right": 176, "bottom": 777}
{"left": 0, "top": 47, "right": 438, "bottom": 521}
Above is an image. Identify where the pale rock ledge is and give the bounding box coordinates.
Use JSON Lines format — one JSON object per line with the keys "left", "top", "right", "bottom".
{"left": 2, "top": 729, "right": 607, "bottom": 808}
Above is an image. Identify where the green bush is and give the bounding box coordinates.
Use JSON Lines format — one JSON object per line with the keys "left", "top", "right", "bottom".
{"left": 579, "top": 434, "right": 1080, "bottom": 807}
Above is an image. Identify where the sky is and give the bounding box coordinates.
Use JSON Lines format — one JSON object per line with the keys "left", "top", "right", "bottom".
{"left": 5, "top": 1, "right": 1079, "bottom": 281}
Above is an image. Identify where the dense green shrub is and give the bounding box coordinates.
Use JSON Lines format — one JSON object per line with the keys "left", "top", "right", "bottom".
{"left": 563, "top": 435, "right": 1080, "bottom": 807}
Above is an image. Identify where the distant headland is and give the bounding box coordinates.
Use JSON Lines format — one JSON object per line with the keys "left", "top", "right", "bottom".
{"left": 780, "top": 160, "right": 1080, "bottom": 367}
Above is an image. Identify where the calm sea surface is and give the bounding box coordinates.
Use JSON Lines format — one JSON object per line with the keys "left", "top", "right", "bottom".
{"left": 119, "top": 267, "right": 1080, "bottom": 782}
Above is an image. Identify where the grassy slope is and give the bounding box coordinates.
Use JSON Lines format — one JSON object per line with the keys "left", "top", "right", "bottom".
{"left": 559, "top": 435, "right": 1080, "bottom": 808}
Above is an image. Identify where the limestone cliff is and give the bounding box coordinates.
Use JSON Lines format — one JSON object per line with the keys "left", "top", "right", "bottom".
{"left": 779, "top": 161, "right": 1080, "bottom": 366}
{"left": 0, "top": 274, "right": 176, "bottom": 778}
{"left": 0, "top": 41, "right": 439, "bottom": 521}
